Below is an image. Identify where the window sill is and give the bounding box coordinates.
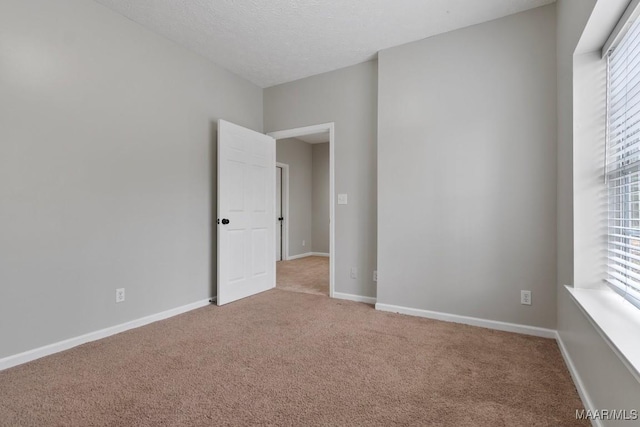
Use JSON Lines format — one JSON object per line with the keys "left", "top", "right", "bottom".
{"left": 565, "top": 285, "right": 640, "bottom": 383}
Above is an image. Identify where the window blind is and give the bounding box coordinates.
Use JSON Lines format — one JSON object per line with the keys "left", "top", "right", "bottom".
{"left": 607, "top": 18, "right": 640, "bottom": 309}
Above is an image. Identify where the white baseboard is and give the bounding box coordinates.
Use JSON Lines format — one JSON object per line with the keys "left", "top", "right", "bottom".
{"left": 287, "top": 252, "right": 313, "bottom": 260}
{"left": 555, "top": 331, "right": 601, "bottom": 427}
{"left": 0, "top": 293, "right": 595, "bottom": 426}
{"left": 0, "top": 298, "right": 212, "bottom": 372}
{"left": 333, "top": 292, "right": 377, "bottom": 305}
{"left": 375, "top": 303, "right": 556, "bottom": 338}
{"left": 310, "top": 252, "right": 329, "bottom": 257}
{"left": 286, "top": 252, "right": 330, "bottom": 260}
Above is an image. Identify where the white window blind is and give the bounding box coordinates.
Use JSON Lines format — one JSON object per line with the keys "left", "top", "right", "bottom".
{"left": 607, "top": 18, "right": 640, "bottom": 309}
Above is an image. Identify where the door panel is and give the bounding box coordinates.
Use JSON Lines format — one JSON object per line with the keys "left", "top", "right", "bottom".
{"left": 217, "top": 120, "right": 275, "bottom": 305}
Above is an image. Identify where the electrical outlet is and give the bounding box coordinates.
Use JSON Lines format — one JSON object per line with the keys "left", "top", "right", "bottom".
{"left": 302, "top": 240, "right": 306, "bottom": 247}
{"left": 373, "top": 270, "right": 378, "bottom": 282}
{"left": 350, "top": 267, "right": 358, "bottom": 279}
{"left": 521, "top": 290, "right": 531, "bottom": 305}
{"left": 116, "top": 288, "right": 125, "bottom": 303}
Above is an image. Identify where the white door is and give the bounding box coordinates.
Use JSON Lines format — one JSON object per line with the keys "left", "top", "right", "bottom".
{"left": 217, "top": 120, "right": 276, "bottom": 305}
{"left": 276, "top": 166, "right": 282, "bottom": 261}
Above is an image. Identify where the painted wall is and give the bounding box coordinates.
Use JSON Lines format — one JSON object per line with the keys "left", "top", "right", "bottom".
{"left": 0, "top": 0, "right": 262, "bottom": 359}
{"left": 557, "top": 0, "right": 640, "bottom": 421}
{"left": 312, "top": 143, "right": 330, "bottom": 254}
{"left": 276, "top": 138, "right": 313, "bottom": 257}
{"left": 264, "top": 61, "right": 378, "bottom": 298}
{"left": 377, "top": 5, "right": 558, "bottom": 329}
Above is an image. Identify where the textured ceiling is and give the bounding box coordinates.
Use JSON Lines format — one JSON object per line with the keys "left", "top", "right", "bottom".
{"left": 94, "top": 0, "right": 555, "bottom": 88}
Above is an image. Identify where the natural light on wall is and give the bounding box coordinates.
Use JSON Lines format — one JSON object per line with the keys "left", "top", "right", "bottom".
{"left": 606, "top": 16, "right": 640, "bottom": 310}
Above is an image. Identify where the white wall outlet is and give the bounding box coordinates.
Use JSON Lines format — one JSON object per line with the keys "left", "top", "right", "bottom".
{"left": 521, "top": 290, "right": 531, "bottom": 305}
{"left": 116, "top": 288, "right": 125, "bottom": 303}
{"left": 302, "top": 240, "right": 306, "bottom": 247}
{"left": 350, "top": 267, "right": 358, "bottom": 279}
{"left": 338, "top": 194, "right": 348, "bottom": 205}
{"left": 373, "top": 270, "right": 378, "bottom": 282}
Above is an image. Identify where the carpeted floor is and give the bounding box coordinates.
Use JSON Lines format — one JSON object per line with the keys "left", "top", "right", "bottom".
{"left": 0, "top": 290, "right": 587, "bottom": 426}
{"left": 276, "top": 256, "right": 329, "bottom": 296}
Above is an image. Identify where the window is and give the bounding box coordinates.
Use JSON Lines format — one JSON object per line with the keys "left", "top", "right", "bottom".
{"left": 606, "top": 18, "right": 640, "bottom": 309}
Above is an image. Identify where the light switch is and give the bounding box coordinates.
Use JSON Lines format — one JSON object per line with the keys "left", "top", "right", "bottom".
{"left": 338, "top": 194, "right": 348, "bottom": 205}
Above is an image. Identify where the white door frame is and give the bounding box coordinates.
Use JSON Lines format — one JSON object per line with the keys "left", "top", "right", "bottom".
{"left": 275, "top": 162, "right": 290, "bottom": 261}
{"left": 268, "top": 123, "right": 335, "bottom": 298}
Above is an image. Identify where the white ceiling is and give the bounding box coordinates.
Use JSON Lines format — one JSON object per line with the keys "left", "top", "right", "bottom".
{"left": 94, "top": 0, "right": 555, "bottom": 88}
{"left": 296, "top": 132, "right": 330, "bottom": 144}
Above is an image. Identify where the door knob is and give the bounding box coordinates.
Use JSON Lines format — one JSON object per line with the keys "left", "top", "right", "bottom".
{"left": 221, "top": 218, "right": 230, "bottom": 225}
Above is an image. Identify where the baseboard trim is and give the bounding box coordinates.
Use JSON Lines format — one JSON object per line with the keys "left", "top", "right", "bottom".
{"left": 333, "top": 292, "right": 376, "bottom": 305}
{"left": 375, "top": 303, "right": 556, "bottom": 338}
{"left": 0, "top": 294, "right": 596, "bottom": 425}
{"left": 287, "top": 252, "right": 312, "bottom": 260}
{"left": 310, "top": 252, "right": 330, "bottom": 257}
{"left": 286, "top": 252, "right": 330, "bottom": 260}
{"left": 555, "top": 331, "right": 601, "bottom": 427}
{"left": 0, "top": 298, "right": 212, "bottom": 372}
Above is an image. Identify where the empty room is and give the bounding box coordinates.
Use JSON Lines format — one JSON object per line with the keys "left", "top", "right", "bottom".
{"left": 1, "top": 0, "right": 640, "bottom": 426}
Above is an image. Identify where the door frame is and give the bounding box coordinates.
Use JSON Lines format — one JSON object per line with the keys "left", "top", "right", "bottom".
{"left": 275, "top": 162, "right": 290, "bottom": 261}
{"left": 268, "top": 123, "right": 335, "bottom": 298}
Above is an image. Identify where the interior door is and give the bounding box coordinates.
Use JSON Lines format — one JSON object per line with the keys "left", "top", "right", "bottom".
{"left": 217, "top": 120, "right": 276, "bottom": 305}
{"left": 276, "top": 166, "right": 282, "bottom": 261}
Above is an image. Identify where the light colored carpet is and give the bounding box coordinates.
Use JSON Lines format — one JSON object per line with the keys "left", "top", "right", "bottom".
{"left": 277, "top": 256, "right": 329, "bottom": 296}
{"left": 0, "top": 290, "right": 587, "bottom": 426}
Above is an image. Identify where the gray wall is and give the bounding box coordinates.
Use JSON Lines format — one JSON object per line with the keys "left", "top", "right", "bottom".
{"left": 557, "top": 0, "right": 640, "bottom": 421}
{"left": 312, "top": 143, "right": 330, "bottom": 254}
{"left": 377, "top": 5, "right": 558, "bottom": 328}
{"left": 276, "top": 138, "right": 313, "bottom": 257}
{"left": 0, "top": 0, "right": 262, "bottom": 358}
{"left": 265, "top": 61, "right": 378, "bottom": 298}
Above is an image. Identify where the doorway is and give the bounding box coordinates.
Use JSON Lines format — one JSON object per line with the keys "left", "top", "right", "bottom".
{"left": 268, "top": 123, "right": 335, "bottom": 298}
